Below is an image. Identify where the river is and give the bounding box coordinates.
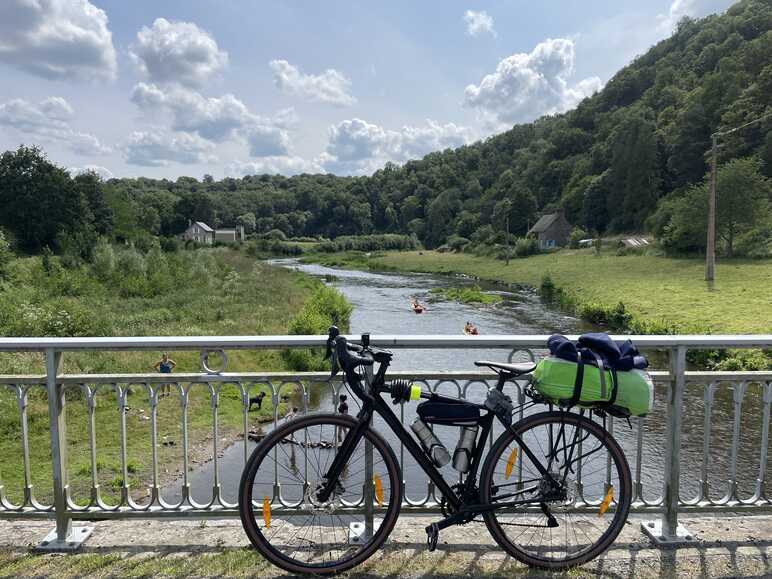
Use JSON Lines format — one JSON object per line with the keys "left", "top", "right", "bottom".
{"left": 171, "top": 259, "right": 768, "bottom": 507}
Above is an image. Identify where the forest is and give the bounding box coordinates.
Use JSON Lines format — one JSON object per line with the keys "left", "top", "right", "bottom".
{"left": 0, "top": 0, "right": 770, "bottom": 262}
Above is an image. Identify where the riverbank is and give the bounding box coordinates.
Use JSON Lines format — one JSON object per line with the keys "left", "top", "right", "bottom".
{"left": 301, "top": 249, "right": 772, "bottom": 368}
{"left": 0, "top": 248, "right": 351, "bottom": 505}
{"left": 2, "top": 515, "right": 770, "bottom": 578}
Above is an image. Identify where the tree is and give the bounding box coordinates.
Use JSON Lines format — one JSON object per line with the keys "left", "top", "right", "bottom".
{"left": 606, "top": 110, "right": 662, "bottom": 231}
{"left": 652, "top": 157, "right": 770, "bottom": 255}
{"left": 490, "top": 170, "right": 537, "bottom": 236}
{"left": 715, "top": 157, "right": 770, "bottom": 256}
{"left": 0, "top": 146, "right": 92, "bottom": 253}
{"left": 237, "top": 212, "right": 257, "bottom": 234}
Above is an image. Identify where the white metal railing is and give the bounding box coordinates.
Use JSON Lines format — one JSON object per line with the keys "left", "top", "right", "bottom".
{"left": 0, "top": 334, "right": 770, "bottom": 549}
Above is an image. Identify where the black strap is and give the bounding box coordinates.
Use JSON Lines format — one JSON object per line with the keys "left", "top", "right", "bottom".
{"left": 564, "top": 359, "right": 584, "bottom": 407}
{"left": 562, "top": 348, "right": 620, "bottom": 409}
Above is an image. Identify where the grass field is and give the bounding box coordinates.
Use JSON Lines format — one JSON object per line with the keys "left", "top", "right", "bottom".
{"left": 304, "top": 249, "right": 772, "bottom": 335}
{"left": 0, "top": 248, "right": 344, "bottom": 505}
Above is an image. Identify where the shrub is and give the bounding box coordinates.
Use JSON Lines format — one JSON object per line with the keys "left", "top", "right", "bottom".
{"left": 0, "top": 230, "right": 12, "bottom": 278}
{"left": 91, "top": 238, "right": 115, "bottom": 281}
{"left": 446, "top": 235, "right": 470, "bottom": 252}
{"left": 539, "top": 275, "right": 556, "bottom": 300}
{"left": 568, "top": 227, "right": 588, "bottom": 249}
{"left": 734, "top": 225, "right": 772, "bottom": 258}
{"left": 282, "top": 285, "right": 352, "bottom": 371}
{"left": 513, "top": 237, "right": 540, "bottom": 257}
{"left": 316, "top": 234, "right": 419, "bottom": 253}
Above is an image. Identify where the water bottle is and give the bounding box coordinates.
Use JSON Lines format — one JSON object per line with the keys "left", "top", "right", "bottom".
{"left": 411, "top": 419, "right": 450, "bottom": 467}
{"left": 452, "top": 425, "right": 479, "bottom": 473}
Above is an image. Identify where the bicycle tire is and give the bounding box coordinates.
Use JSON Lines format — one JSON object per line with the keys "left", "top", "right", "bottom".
{"left": 480, "top": 411, "right": 632, "bottom": 569}
{"left": 239, "top": 413, "right": 403, "bottom": 575}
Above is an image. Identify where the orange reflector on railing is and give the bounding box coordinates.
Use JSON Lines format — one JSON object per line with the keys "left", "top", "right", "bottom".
{"left": 504, "top": 448, "right": 517, "bottom": 480}
{"left": 598, "top": 486, "right": 613, "bottom": 516}
{"left": 262, "top": 496, "right": 271, "bottom": 528}
{"left": 373, "top": 475, "right": 384, "bottom": 506}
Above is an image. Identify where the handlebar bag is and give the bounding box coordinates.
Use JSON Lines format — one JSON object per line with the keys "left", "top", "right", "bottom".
{"left": 532, "top": 356, "right": 653, "bottom": 417}
{"left": 417, "top": 400, "right": 480, "bottom": 426}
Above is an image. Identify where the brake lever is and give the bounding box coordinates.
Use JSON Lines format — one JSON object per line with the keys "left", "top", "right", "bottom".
{"left": 325, "top": 325, "right": 340, "bottom": 360}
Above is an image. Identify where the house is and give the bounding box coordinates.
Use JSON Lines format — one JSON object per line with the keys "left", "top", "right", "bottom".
{"left": 527, "top": 210, "right": 572, "bottom": 249}
{"left": 181, "top": 222, "right": 246, "bottom": 245}
{"left": 214, "top": 226, "right": 246, "bottom": 243}
{"left": 182, "top": 221, "right": 214, "bottom": 244}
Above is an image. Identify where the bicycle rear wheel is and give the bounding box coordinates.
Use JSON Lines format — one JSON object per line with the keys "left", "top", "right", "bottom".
{"left": 480, "top": 411, "right": 631, "bottom": 569}
{"left": 238, "top": 413, "right": 402, "bottom": 575}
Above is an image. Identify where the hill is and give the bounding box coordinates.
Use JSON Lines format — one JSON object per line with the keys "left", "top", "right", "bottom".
{"left": 1, "top": 0, "right": 770, "bottom": 257}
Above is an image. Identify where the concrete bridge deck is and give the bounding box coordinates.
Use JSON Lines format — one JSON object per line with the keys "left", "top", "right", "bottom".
{"left": 0, "top": 514, "right": 770, "bottom": 578}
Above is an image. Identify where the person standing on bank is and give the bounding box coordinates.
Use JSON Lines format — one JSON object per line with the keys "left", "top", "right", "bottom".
{"left": 153, "top": 352, "right": 177, "bottom": 397}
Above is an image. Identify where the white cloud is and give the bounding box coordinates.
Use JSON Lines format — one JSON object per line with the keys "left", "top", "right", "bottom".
{"left": 129, "top": 18, "right": 228, "bottom": 87}
{"left": 463, "top": 38, "right": 602, "bottom": 129}
{"left": 269, "top": 60, "right": 356, "bottom": 106}
{"left": 322, "top": 118, "right": 474, "bottom": 175}
{"left": 0, "top": 96, "right": 110, "bottom": 155}
{"left": 68, "top": 165, "right": 114, "bottom": 180}
{"left": 657, "top": 0, "right": 734, "bottom": 32}
{"left": 124, "top": 130, "right": 217, "bottom": 167}
{"left": 244, "top": 125, "right": 290, "bottom": 157}
{"left": 130, "top": 82, "right": 294, "bottom": 157}
{"left": 464, "top": 10, "right": 496, "bottom": 37}
{"left": 226, "top": 157, "right": 324, "bottom": 177}
{"left": 0, "top": 0, "right": 117, "bottom": 81}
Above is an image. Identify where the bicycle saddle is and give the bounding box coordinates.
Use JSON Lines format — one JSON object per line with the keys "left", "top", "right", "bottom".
{"left": 474, "top": 360, "right": 537, "bottom": 375}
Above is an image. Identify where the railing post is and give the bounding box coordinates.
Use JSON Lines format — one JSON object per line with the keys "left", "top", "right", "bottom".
{"left": 642, "top": 346, "right": 694, "bottom": 544}
{"left": 37, "top": 349, "right": 92, "bottom": 551}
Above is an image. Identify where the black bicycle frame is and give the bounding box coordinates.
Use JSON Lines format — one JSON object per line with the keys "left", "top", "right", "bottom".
{"left": 319, "top": 363, "right": 557, "bottom": 513}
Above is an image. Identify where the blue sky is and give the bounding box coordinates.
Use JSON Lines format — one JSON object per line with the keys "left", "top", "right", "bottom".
{"left": 0, "top": 0, "right": 736, "bottom": 179}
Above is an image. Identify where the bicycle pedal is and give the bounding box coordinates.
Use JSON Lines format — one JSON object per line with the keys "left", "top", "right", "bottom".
{"left": 425, "top": 523, "right": 439, "bottom": 552}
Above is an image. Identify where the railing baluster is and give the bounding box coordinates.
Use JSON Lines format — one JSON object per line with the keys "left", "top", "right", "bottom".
{"left": 211, "top": 384, "right": 221, "bottom": 504}
{"left": 700, "top": 383, "right": 715, "bottom": 503}
{"left": 642, "top": 346, "right": 693, "bottom": 544}
{"left": 180, "top": 384, "right": 191, "bottom": 505}
{"left": 727, "top": 381, "right": 747, "bottom": 503}
{"left": 756, "top": 382, "right": 772, "bottom": 503}
{"left": 17, "top": 386, "right": 33, "bottom": 508}
{"left": 38, "top": 349, "right": 92, "bottom": 550}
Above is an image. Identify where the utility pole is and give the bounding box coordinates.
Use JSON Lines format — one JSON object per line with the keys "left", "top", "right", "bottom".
{"left": 704, "top": 111, "right": 772, "bottom": 282}
{"left": 705, "top": 134, "right": 717, "bottom": 281}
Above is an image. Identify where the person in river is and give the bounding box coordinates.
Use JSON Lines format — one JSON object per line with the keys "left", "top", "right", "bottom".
{"left": 410, "top": 297, "right": 425, "bottom": 314}
{"left": 153, "top": 352, "right": 177, "bottom": 397}
{"left": 464, "top": 321, "right": 480, "bottom": 335}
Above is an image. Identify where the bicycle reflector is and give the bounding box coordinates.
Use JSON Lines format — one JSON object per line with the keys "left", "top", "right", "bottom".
{"left": 598, "top": 486, "right": 613, "bottom": 516}
{"left": 262, "top": 496, "right": 271, "bottom": 528}
{"left": 504, "top": 448, "right": 517, "bottom": 480}
{"left": 373, "top": 475, "right": 384, "bottom": 506}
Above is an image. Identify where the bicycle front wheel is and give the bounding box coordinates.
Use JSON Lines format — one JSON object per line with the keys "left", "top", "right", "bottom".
{"left": 480, "top": 411, "right": 632, "bottom": 569}
{"left": 238, "top": 413, "right": 402, "bottom": 575}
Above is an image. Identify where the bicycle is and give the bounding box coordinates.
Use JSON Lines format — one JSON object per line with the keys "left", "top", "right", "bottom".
{"left": 239, "top": 327, "right": 632, "bottom": 574}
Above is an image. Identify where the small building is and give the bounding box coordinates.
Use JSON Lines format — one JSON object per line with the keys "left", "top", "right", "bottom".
{"left": 181, "top": 222, "right": 245, "bottom": 245}
{"left": 214, "top": 226, "right": 246, "bottom": 243}
{"left": 619, "top": 237, "right": 650, "bottom": 249}
{"left": 182, "top": 221, "right": 214, "bottom": 244}
{"left": 527, "top": 210, "right": 572, "bottom": 249}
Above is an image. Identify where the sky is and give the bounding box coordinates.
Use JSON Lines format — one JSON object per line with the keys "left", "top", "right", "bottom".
{"left": 0, "top": 0, "right": 737, "bottom": 180}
